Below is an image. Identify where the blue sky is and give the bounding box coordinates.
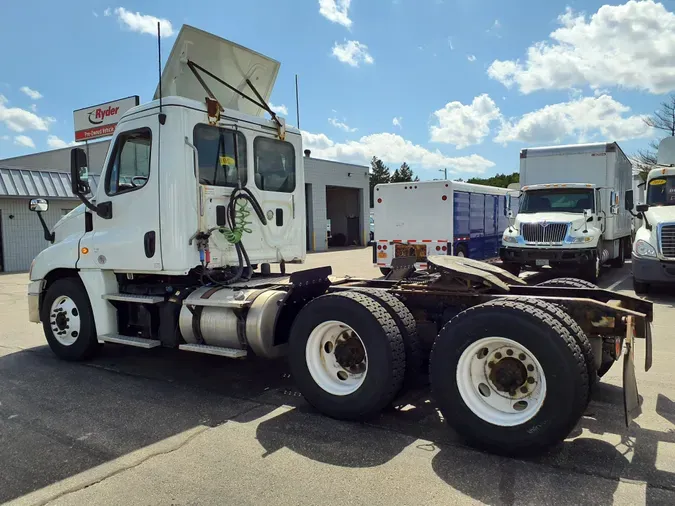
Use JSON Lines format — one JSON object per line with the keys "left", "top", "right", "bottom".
{"left": 1, "top": 0, "right": 674, "bottom": 180}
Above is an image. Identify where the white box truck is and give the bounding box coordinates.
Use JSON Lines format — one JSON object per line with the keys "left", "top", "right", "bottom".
{"left": 630, "top": 136, "right": 675, "bottom": 293}
{"left": 25, "top": 25, "right": 653, "bottom": 457}
{"left": 373, "top": 180, "right": 516, "bottom": 274}
{"left": 501, "top": 142, "right": 633, "bottom": 282}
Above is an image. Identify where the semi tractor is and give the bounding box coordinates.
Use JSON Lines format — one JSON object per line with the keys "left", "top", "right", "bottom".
{"left": 501, "top": 143, "right": 634, "bottom": 282}
{"left": 373, "top": 180, "right": 517, "bottom": 274}
{"left": 26, "top": 25, "right": 653, "bottom": 457}
{"left": 631, "top": 136, "right": 675, "bottom": 293}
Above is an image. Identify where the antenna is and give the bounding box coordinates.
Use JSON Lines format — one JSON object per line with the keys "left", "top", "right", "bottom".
{"left": 295, "top": 74, "right": 300, "bottom": 129}
{"left": 157, "top": 21, "right": 166, "bottom": 124}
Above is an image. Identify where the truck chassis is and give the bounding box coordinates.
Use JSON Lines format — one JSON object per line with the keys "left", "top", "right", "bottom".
{"left": 34, "top": 255, "right": 652, "bottom": 457}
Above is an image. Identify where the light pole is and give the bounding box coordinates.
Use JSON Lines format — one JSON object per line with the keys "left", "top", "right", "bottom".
{"left": 439, "top": 168, "right": 447, "bottom": 180}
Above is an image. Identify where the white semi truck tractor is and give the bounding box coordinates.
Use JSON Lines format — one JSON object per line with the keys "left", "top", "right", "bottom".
{"left": 26, "top": 25, "right": 654, "bottom": 457}
{"left": 631, "top": 136, "right": 675, "bottom": 293}
{"left": 501, "top": 143, "right": 634, "bottom": 283}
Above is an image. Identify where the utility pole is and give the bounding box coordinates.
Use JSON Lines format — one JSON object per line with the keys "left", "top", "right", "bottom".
{"left": 439, "top": 168, "right": 447, "bottom": 180}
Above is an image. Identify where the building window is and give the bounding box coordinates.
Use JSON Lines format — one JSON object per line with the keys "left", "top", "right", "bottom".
{"left": 254, "top": 137, "right": 296, "bottom": 193}
{"left": 105, "top": 128, "right": 152, "bottom": 196}
{"left": 193, "top": 124, "right": 247, "bottom": 187}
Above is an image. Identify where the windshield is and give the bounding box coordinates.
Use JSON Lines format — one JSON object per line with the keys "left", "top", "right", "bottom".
{"left": 646, "top": 176, "right": 675, "bottom": 206}
{"left": 520, "top": 189, "right": 595, "bottom": 213}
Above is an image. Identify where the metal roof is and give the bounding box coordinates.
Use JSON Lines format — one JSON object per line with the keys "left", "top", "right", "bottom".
{"left": 0, "top": 167, "right": 99, "bottom": 199}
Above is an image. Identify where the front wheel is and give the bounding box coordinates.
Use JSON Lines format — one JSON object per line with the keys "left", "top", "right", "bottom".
{"left": 609, "top": 239, "right": 626, "bottom": 268}
{"left": 580, "top": 251, "right": 601, "bottom": 284}
{"left": 41, "top": 277, "right": 100, "bottom": 361}
{"left": 633, "top": 278, "right": 649, "bottom": 295}
{"left": 430, "top": 299, "right": 588, "bottom": 456}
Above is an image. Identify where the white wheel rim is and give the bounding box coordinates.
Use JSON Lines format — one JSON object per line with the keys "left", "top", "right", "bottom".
{"left": 49, "top": 296, "right": 82, "bottom": 346}
{"left": 456, "top": 250, "right": 465, "bottom": 258}
{"left": 306, "top": 320, "right": 368, "bottom": 396}
{"left": 456, "top": 336, "right": 547, "bottom": 426}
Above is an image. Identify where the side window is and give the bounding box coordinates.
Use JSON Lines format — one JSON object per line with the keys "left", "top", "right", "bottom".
{"left": 105, "top": 128, "right": 152, "bottom": 196}
{"left": 193, "top": 124, "right": 247, "bottom": 187}
{"left": 254, "top": 137, "right": 296, "bottom": 193}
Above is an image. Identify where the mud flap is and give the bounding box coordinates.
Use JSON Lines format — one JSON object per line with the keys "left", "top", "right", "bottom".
{"left": 623, "top": 317, "right": 641, "bottom": 426}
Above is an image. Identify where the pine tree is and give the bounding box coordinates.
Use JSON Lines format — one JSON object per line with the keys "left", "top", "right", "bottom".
{"left": 390, "top": 162, "right": 415, "bottom": 183}
{"left": 369, "top": 156, "right": 391, "bottom": 207}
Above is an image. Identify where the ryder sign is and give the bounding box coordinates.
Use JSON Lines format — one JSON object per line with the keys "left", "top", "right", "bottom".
{"left": 73, "top": 96, "right": 139, "bottom": 141}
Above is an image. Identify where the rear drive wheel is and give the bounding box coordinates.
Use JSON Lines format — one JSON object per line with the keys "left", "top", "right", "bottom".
{"left": 537, "top": 277, "right": 597, "bottom": 289}
{"left": 288, "top": 292, "right": 405, "bottom": 420}
{"left": 633, "top": 278, "right": 649, "bottom": 295}
{"left": 430, "top": 299, "right": 588, "bottom": 456}
{"left": 42, "top": 277, "right": 100, "bottom": 361}
{"left": 350, "top": 287, "right": 423, "bottom": 387}
{"left": 454, "top": 245, "right": 468, "bottom": 258}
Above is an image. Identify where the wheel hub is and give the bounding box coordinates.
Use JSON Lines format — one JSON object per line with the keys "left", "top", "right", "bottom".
{"left": 334, "top": 332, "right": 366, "bottom": 370}
{"left": 490, "top": 357, "right": 527, "bottom": 393}
{"left": 54, "top": 311, "right": 69, "bottom": 331}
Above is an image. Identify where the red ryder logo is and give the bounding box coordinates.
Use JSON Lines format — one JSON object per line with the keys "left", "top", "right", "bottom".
{"left": 88, "top": 106, "right": 120, "bottom": 125}
{"left": 73, "top": 96, "right": 139, "bottom": 142}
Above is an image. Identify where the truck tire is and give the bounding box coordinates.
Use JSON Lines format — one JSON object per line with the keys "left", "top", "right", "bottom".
{"left": 501, "top": 263, "right": 521, "bottom": 276}
{"left": 633, "top": 278, "right": 649, "bottom": 295}
{"left": 501, "top": 297, "right": 596, "bottom": 403}
{"left": 429, "top": 299, "right": 588, "bottom": 456}
{"left": 580, "top": 252, "right": 601, "bottom": 284}
{"left": 537, "top": 277, "right": 597, "bottom": 289}
{"left": 288, "top": 292, "right": 405, "bottom": 421}
{"left": 41, "top": 277, "right": 100, "bottom": 361}
{"left": 454, "top": 244, "right": 468, "bottom": 258}
{"left": 380, "top": 267, "right": 392, "bottom": 276}
{"left": 350, "top": 287, "right": 423, "bottom": 386}
{"left": 609, "top": 239, "right": 626, "bottom": 268}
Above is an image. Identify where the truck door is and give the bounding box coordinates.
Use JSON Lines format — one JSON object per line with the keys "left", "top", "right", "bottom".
{"left": 79, "top": 119, "right": 161, "bottom": 272}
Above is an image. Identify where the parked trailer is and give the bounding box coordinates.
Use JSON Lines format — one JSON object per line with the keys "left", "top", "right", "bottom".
{"left": 27, "top": 25, "right": 653, "bottom": 457}
{"left": 374, "top": 180, "right": 517, "bottom": 274}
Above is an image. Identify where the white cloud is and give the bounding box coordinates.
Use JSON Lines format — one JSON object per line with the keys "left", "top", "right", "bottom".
{"left": 430, "top": 94, "right": 501, "bottom": 149}
{"left": 113, "top": 7, "right": 174, "bottom": 37}
{"left": 0, "top": 94, "right": 54, "bottom": 132}
{"left": 30, "top": 104, "right": 37, "bottom": 112}
{"left": 104, "top": 7, "right": 111, "bottom": 16}
{"left": 332, "top": 40, "right": 374, "bottom": 67}
{"left": 46, "top": 135, "right": 78, "bottom": 149}
{"left": 488, "top": 1, "right": 675, "bottom": 94}
{"left": 20, "top": 86, "right": 42, "bottom": 100}
{"left": 447, "top": 37, "right": 454, "bottom": 50}
{"left": 318, "top": 0, "right": 352, "bottom": 28}
{"left": 1, "top": 135, "right": 9, "bottom": 141}
{"left": 487, "top": 19, "right": 501, "bottom": 37}
{"left": 494, "top": 94, "right": 652, "bottom": 145}
{"left": 270, "top": 103, "right": 288, "bottom": 116}
{"left": 302, "top": 130, "right": 494, "bottom": 174}
{"left": 467, "top": 54, "right": 476, "bottom": 62}
{"left": 329, "top": 117, "right": 357, "bottom": 132}
{"left": 93, "top": 10, "right": 99, "bottom": 17}
{"left": 14, "top": 135, "right": 35, "bottom": 148}
{"left": 392, "top": 117, "right": 402, "bottom": 128}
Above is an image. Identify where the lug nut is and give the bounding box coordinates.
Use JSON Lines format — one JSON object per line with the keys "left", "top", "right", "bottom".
{"left": 488, "top": 361, "right": 495, "bottom": 368}
{"left": 495, "top": 352, "right": 502, "bottom": 359}
{"left": 527, "top": 377, "right": 535, "bottom": 384}
{"left": 519, "top": 353, "right": 526, "bottom": 361}
{"left": 506, "top": 349, "right": 513, "bottom": 356}
{"left": 520, "top": 386, "right": 528, "bottom": 394}
{"left": 527, "top": 364, "right": 534, "bottom": 372}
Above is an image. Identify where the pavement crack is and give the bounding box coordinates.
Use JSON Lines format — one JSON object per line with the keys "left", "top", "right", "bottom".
{"left": 38, "top": 426, "right": 211, "bottom": 506}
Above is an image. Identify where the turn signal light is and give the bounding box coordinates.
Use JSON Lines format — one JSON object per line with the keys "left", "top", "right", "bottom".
{"left": 81, "top": 247, "right": 89, "bottom": 254}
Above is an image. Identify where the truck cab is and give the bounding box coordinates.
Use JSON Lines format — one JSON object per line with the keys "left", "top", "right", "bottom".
{"left": 631, "top": 137, "right": 675, "bottom": 293}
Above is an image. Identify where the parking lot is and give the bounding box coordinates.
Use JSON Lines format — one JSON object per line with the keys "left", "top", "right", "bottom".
{"left": 1, "top": 247, "right": 674, "bottom": 505}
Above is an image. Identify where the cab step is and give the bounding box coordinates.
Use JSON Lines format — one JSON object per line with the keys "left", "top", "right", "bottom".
{"left": 102, "top": 293, "right": 165, "bottom": 304}
{"left": 98, "top": 334, "right": 161, "bottom": 348}
{"left": 178, "top": 343, "right": 247, "bottom": 358}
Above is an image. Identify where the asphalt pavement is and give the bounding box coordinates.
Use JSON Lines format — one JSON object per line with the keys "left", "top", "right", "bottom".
{"left": 1, "top": 248, "right": 674, "bottom": 505}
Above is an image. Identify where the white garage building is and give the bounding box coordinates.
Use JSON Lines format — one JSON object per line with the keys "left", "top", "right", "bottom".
{"left": 0, "top": 143, "right": 369, "bottom": 272}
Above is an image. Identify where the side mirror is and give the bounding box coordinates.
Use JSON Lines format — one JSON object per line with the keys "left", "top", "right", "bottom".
{"left": 70, "top": 148, "right": 91, "bottom": 195}
{"left": 625, "top": 190, "right": 634, "bottom": 211}
{"left": 636, "top": 204, "right": 649, "bottom": 213}
{"left": 583, "top": 208, "right": 592, "bottom": 216}
{"left": 29, "top": 198, "right": 49, "bottom": 212}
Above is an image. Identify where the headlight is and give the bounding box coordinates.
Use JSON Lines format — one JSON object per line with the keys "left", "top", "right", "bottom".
{"left": 634, "top": 239, "right": 657, "bottom": 258}
{"left": 567, "top": 235, "right": 593, "bottom": 244}
{"left": 503, "top": 235, "right": 518, "bottom": 243}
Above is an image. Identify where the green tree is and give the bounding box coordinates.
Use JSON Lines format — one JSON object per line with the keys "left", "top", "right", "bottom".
{"left": 369, "top": 156, "right": 391, "bottom": 207}
{"left": 390, "top": 162, "right": 417, "bottom": 183}
{"left": 467, "top": 172, "right": 519, "bottom": 188}
{"left": 632, "top": 95, "right": 675, "bottom": 181}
